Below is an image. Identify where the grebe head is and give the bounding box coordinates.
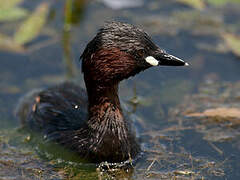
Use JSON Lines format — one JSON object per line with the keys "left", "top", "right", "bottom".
{"left": 81, "top": 21, "right": 188, "bottom": 84}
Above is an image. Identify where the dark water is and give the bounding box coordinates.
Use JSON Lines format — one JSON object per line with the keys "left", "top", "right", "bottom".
{"left": 1, "top": 0, "right": 240, "bottom": 179}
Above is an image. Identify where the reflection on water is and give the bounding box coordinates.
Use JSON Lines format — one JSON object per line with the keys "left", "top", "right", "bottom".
{"left": 1, "top": 0, "right": 240, "bottom": 179}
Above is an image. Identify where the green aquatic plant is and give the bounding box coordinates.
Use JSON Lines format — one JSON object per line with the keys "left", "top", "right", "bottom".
{"left": 0, "top": 7, "right": 28, "bottom": 22}
{"left": 222, "top": 32, "right": 240, "bottom": 57}
{"left": 0, "top": 0, "right": 28, "bottom": 22}
{"left": 14, "top": 3, "right": 49, "bottom": 45}
{"left": 206, "top": 0, "right": 240, "bottom": 7}
{"left": 176, "top": 0, "right": 240, "bottom": 9}
{"left": 177, "top": 0, "right": 206, "bottom": 10}
{"left": 0, "top": 2, "right": 50, "bottom": 53}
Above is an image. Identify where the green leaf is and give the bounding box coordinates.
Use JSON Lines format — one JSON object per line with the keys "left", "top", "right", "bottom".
{"left": 177, "top": 0, "right": 205, "bottom": 10}
{"left": 206, "top": 0, "right": 240, "bottom": 7}
{"left": 0, "top": 7, "right": 28, "bottom": 22}
{"left": 14, "top": 3, "right": 49, "bottom": 45}
{"left": 222, "top": 33, "right": 240, "bottom": 57}
{"left": 0, "top": 0, "right": 23, "bottom": 10}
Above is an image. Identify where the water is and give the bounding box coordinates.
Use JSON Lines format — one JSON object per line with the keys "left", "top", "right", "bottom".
{"left": 1, "top": 0, "right": 240, "bottom": 179}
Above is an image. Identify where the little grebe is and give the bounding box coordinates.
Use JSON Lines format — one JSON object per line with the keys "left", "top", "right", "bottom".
{"left": 17, "top": 22, "right": 188, "bottom": 163}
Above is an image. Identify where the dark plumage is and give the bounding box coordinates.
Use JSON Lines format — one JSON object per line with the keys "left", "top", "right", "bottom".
{"left": 17, "top": 21, "right": 188, "bottom": 163}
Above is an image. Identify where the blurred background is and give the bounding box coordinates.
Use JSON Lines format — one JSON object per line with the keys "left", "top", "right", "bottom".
{"left": 0, "top": 0, "right": 240, "bottom": 179}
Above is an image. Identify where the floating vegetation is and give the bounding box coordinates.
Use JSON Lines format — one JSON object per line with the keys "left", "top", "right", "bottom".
{"left": 133, "top": 142, "right": 227, "bottom": 179}
{"left": 136, "top": 9, "right": 223, "bottom": 37}
{"left": 186, "top": 107, "right": 240, "bottom": 119}
{"left": 171, "top": 77, "right": 240, "bottom": 143}
{"left": 206, "top": 0, "right": 240, "bottom": 7}
{"left": 222, "top": 32, "right": 240, "bottom": 57}
{"left": 138, "top": 5, "right": 240, "bottom": 59}
{"left": 177, "top": 0, "right": 240, "bottom": 8}
{"left": 0, "top": 130, "right": 64, "bottom": 179}
{"left": 0, "top": 126, "right": 229, "bottom": 179}
{"left": 176, "top": 0, "right": 206, "bottom": 10}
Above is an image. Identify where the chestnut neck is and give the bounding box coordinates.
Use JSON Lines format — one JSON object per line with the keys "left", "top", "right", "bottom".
{"left": 86, "top": 81, "right": 121, "bottom": 108}
{"left": 82, "top": 48, "right": 137, "bottom": 125}
{"left": 84, "top": 77, "right": 124, "bottom": 126}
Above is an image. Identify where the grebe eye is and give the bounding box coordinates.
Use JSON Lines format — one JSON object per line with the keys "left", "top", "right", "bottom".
{"left": 138, "top": 49, "right": 145, "bottom": 57}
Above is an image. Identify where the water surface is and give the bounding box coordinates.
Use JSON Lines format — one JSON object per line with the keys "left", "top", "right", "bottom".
{"left": 1, "top": 0, "right": 240, "bottom": 179}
